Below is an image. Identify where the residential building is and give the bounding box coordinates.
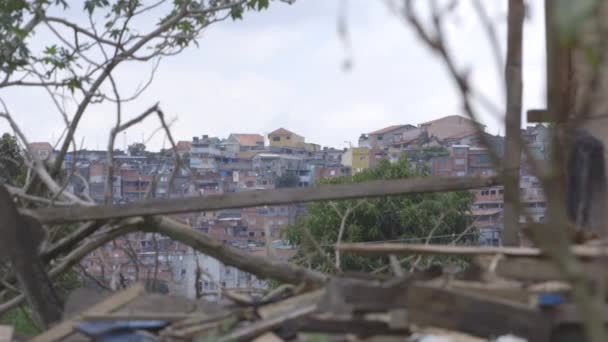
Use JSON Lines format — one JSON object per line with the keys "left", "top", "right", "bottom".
{"left": 363, "top": 124, "right": 419, "bottom": 149}
{"left": 29, "top": 142, "right": 54, "bottom": 162}
{"left": 342, "top": 147, "right": 370, "bottom": 174}
{"left": 430, "top": 145, "right": 495, "bottom": 177}
{"left": 225, "top": 133, "right": 265, "bottom": 156}
{"left": 419, "top": 115, "right": 485, "bottom": 141}
{"left": 268, "top": 128, "right": 305, "bottom": 149}
{"left": 175, "top": 141, "right": 192, "bottom": 157}
{"left": 190, "top": 135, "right": 222, "bottom": 170}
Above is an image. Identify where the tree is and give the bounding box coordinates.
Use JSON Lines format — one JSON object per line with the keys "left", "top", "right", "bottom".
{"left": 284, "top": 157, "right": 475, "bottom": 274}
{"left": 0, "top": 133, "right": 25, "bottom": 186}
{"left": 0, "top": 0, "right": 297, "bottom": 328}
{"left": 127, "top": 142, "right": 146, "bottom": 156}
{"left": 275, "top": 171, "right": 299, "bottom": 188}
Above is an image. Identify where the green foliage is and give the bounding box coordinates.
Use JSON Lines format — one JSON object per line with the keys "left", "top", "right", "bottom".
{"left": 2, "top": 0, "right": 279, "bottom": 93}
{"left": 555, "top": 0, "right": 601, "bottom": 45}
{"left": 284, "top": 157, "right": 475, "bottom": 273}
{"left": 275, "top": 171, "right": 299, "bottom": 188}
{"left": 0, "top": 305, "right": 41, "bottom": 336}
{"left": 0, "top": 133, "right": 26, "bottom": 186}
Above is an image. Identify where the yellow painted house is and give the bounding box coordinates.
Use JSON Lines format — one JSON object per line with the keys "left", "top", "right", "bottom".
{"left": 268, "top": 128, "right": 305, "bottom": 148}
{"left": 342, "top": 147, "right": 370, "bottom": 174}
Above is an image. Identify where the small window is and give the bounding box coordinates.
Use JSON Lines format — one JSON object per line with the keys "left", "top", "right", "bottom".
{"left": 286, "top": 135, "right": 291, "bottom": 140}
{"left": 249, "top": 232, "right": 255, "bottom": 237}
{"left": 272, "top": 137, "right": 280, "bottom": 142}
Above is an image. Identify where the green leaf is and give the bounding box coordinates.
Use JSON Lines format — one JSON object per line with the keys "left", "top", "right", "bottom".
{"left": 230, "top": 5, "right": 243, "bottom": 20}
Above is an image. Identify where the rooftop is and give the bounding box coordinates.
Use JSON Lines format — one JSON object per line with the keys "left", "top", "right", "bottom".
{"left": 368, "top": 124, "right": 414, "bottom": 135}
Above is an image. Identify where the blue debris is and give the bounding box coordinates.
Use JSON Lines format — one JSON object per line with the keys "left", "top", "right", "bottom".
{"left": 76, "top": 320, "right": 169, "bottom": 342}
{"left": 537, "top": 293, "right": 565, "bottom": 307}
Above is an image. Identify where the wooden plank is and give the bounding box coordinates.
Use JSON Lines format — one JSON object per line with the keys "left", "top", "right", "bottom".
{"left": 406, "top": 283, "right": 553, "bottom": 341}
{"left": 218, "top": 305, "right": 316, "bottom": 342}
{"left": 258, "top": 290, "right": 324, "bottom": 320}
{"left": 0, "top": 325, "right": 13, "bottom": 342}
{"left": 316, "top": 277, "right": 411, "bottom": 315}
{"left": 30, "top": 283, "right": 145, "bottom": 342}
{"left": 475, "top": 255, "right": 605, "bottom": 282}
{"left": 26, "top": 176, "right": 499, "bottom": 224}
{"left": 527, "top": 109, "right": 555, "bottom": 123}
{"left": 337, "top": 242, "right": 608, "bottom": 258}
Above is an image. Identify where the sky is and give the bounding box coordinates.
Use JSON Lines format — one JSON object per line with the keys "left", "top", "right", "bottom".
{"left": 0, "top": 0, "right": 546, "bottom": 151}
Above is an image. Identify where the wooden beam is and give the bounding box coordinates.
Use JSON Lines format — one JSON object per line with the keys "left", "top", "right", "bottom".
{"left": 336, "top": 242, "right": 608, "bottom": 258}
{"left": 26, "top": 176, "right": 498, "bottom": 224}
{"left": 527, "top": 109, "right": 555, "bottom": 123}
{"left": 406, "top": 284, "right": 553, "bottom": 341}
{"left": 475, "top": 255, "right": 606, "bottom": 282}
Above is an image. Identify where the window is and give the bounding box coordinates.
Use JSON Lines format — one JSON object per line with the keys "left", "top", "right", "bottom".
{"left": 359, "top": 156, "right": 366, "bottom": 161}
{"left": 249, "top": 232, "right": 255, "bottom": 237}
{"left": 454, "top": 158, "right": 465, "bottom": 166}
{"left": 286, "top": 135, "right": 291, "bottom": 140}
{"left": 377, "top": 136, "right": 383, "bottom": 140}
{"left": 272, "top": 137, "right": 280, "bottom": 142}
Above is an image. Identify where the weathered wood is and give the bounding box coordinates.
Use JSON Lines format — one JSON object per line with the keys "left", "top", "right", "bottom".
{"left": 337, "top": 242, "right": 608, "bottom": 258}
{"left": 316, "top": 277, "right": 411, "bottom": 315}
{"left": 406, "top": 283, "right": 553, "bottom": 341}
{"left": 218, "top": 305, "right": 317, "bottom": 342}
{"left": 475, "top": 255, "right": 605, "bottom": 283}
{"left": 30, "top": 283, "right": 145, "bottom": 342}
{"left": 0, "top": 185, "right": 62, "bottom": 329}
{"left": 502, "top": 0, "right": 525, "bottom": 246}
{"left": 258, "top": 290, "right": 324, "bottom": 320}
{"left": 26, "top": 176, "right": 499, "bottom": 224}
{"left": 527, "top": 109, "right": 553, "bottom": 123}
{"left": 296, "top": 315, "right": 410, "bottom": 337}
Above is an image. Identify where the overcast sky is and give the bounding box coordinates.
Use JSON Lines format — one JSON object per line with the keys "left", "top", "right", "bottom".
{"left": 1, "top": 1, "right": 546, "bottom": 151}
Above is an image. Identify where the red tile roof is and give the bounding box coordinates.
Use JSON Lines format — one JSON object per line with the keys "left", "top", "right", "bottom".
{"left": 443, "top": 130, "right": 479, "bottom": 140}
{"left": 29, "top": 142, "right": 53, "bottom": 151}
{"left": 368, "top": 125, "right": 411, "bottom": 135}
{"left": 232, "top": 134, "right": 264, "bottom": 146}
{"left": 176, "top": 141, "right": 192, "bottom": 152}
{"left": 419, "top": 115, "right": 483, "bottom": 127}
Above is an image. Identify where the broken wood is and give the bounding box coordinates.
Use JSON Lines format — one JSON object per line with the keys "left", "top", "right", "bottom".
{"left": 30, "top": 283, "right": 145, "bottom": 342}
{"left": 218, "top": 305, "right": 317, "bottom": 342}
{"left": 406, "top": 283, "right": 553, "bottom": 341}
{"left": 337, "top": 242, "right": 608, "bottom": 258}
{"left": 26, "top": 176, "right": 499, "bottom": 224}
{"left": 475, "top": 255, "right": 606, "bottom": 283}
